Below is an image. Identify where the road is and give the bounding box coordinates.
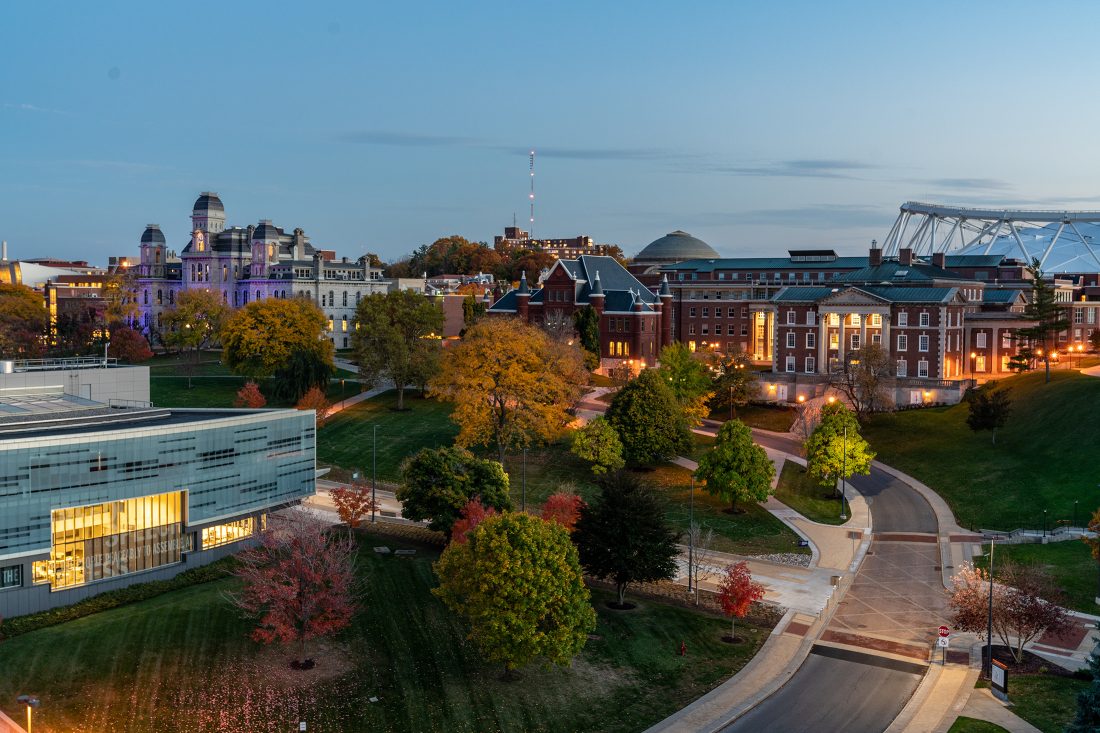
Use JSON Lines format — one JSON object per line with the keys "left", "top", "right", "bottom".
{"left": 719, "top": 430, "right": 938, "bottom": 733}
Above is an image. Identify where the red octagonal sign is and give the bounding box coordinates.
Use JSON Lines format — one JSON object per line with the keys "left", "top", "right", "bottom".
{"left": 938, "top": 625, "right": 950, "bottom": 637}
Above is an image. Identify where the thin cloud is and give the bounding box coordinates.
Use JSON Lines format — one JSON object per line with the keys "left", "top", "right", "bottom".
{"left": 919, "top": 178, "right": 1012, "bottom": 191}
{"left": 705, "top": 159, "right": 876, "bottom": 179}
{"left": 338, "top": 130, "right": 481, "bottom": 147}
{"left": 68, "top": 159, "right": 162, "bottom": 173}
{"left": 735, "top": 203, "right": 888, "bottom": 228}
{"left": 518, "top": 146, "right": 682, "bottom": 161}
{"left": 3, "top": 102, "right": 66, "bottom": 114}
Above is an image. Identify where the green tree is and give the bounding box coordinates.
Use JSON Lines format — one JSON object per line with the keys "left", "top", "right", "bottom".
{"left": 1090, "top": 330, "right": 1100, "bottom": 352}
{"left": 433, "top": 512, "right": 596, "bottom": 677}
{"left": 352, "top": 290, "right": 444, "bottom": 410}
{"left": 964, "top": 385, "right": 1012, "bottom": 445}
{"left": 605, "top": 369, "right": 692, "bottom": 467}
{"left": 397, "top": 445, "right": 512, "bottom": 535}
{"left": 1068, "top": 624, "right": 1100, "bottom": 733}
{"left": 709, "top": 348, "right": 758, "bottom": 419}
{"left": 162, "top": 288, "right": 230, "bottom": 354}
{"left": 804, "top": 402, "right": 875, "bottom": 495}
{"left": 272, "top": 349, "right": 334, "bottom": 403}
{"left": 570, "top": 417, "right": 625, "bottom": 476}
{"left": 431, "top": 318, "right": 586, "bottom": 463}
{"left": 462, "top": 294, "right": 486, "bottom": 328}
{"left": 1016, "top": 260, "right": 1071, "bottom": 383}
{"left": 573, "top": 472, "right": 679, "bottom": 607}
{"left": 0, "top": 283, "right": 48, "bottom": 358}
{"left": 221, "top": 297, "right": 333, "bottom": 379}
{"left": 657, "top": 342, "right": 714, "bottom": 426}
{"left": 572, "top": 305, "right": 600, "bottom": 356}
{"left": 695, "top": 420, "right": 775, "bottom": 513}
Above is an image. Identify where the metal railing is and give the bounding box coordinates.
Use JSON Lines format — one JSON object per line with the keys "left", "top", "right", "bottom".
{"left": 9, "top": 357, "right": 118, "bottom": 371}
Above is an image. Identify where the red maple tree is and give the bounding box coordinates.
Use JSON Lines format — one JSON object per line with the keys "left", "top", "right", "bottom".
{"left": 296, "top": 386, "right": 331, "bottom": 425}
{"left": 230, "top": 514, "right": 357, "bottom": 665}
{"left": 541, "top": 492, "right": 586, "bottom": 533}
{"left": 330, "top": 484, "right": 379, "bottom": 529}
{"left": 107, "top": 326, "right": 153, "bottom": 363}
{"left": 233, "top": 380, "right": 267, "bottom": 408}
{"left": 717, "top": 561, "right": 765, "bottom": 641}
{"left": 451, "top": 497, "right": 497, "bottom": 544}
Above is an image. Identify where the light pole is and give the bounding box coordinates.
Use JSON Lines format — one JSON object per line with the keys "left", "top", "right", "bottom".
{"left": 688, "top": 476, "right": 695, "bottom": 593}
{"left": 1043, "top": 509, "right": 1047, "bottom": 538}
{"left": 729, "top": 384, "right": 734, "bottom": 421}
{"left": 986, "top": 537, "right": 995, "bottom": 679}
{"left": 17, "top": 695, "right": 38, "bottom": 733}
{"left": 522, "top": 447, "right": 527, "bottom": 512}
{"left": 839, "top": 424, "right": 848, "bottom": 521}
{"left": 371, "top": 424, "right": 377, "bottom": 523}
{"left": 970, "top": 351, "right": 977, "bottom": 383}
{"left": 1074, "top": 499, "right": 1078, "bottom": 529}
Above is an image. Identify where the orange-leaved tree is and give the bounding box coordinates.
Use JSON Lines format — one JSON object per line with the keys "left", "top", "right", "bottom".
{"left": 541, "top": 492, "right": 586, "bottom": 533}
{"left": 451, "top": 497, "right": 497, "bottom": 544}
{"left": 717, "top": 561, "right": 765, "bottom": 642}
{"left": 330, "top": 484, "right": 379, "bottom": 530}
{"left": 234, "top": 381, "right": 267, "bottom": 408}
{"left": 296, "top": 386, "right": 331, "bottom": 426}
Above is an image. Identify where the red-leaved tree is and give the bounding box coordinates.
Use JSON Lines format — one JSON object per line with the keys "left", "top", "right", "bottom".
{"left": 107, "top": 325, "right": 153, "bottom": 363}
{"left": 234, "top": 381, "right": 267, "bottom": 408}
{"left": 330, "top": 485, "right": 379, "bottom": 530}
{"left": 230, "top": 514, "right": 357, "bottom": 666}
{"left": 297, "top": 386, "right": 331, "bottom": 426}
{"left": 717, "top": 561, "right": 765, "bottom": 641}
{"left": 451, "top": 497, "right": 497, "bottom": 544}
{"left": 541, "top": 492, "right": 586, "bottom": 533}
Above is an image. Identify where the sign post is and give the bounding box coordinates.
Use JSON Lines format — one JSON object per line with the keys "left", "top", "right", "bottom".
{"left": 936, "top": 625, "right": 950, "bottom": 665}
{"left": 991, "top": 659, "right": 1009, "bottom": 701}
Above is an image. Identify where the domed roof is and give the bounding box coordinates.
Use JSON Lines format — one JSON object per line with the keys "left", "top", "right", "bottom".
{"left": 635, "top": 230, "right": 720, "bottom": 263}
{"left": 252, "top": 219, "right": 282, "bottom": 242}
{"left": 192, "top": 191, "right": 224, "bottom": 213}
{"left": 140, "top": 224, "right": 165, "bottom": 245}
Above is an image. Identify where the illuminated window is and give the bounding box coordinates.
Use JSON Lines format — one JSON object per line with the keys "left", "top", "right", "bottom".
{"left": 202, "top": 518, "right": 256, "bottom": 550}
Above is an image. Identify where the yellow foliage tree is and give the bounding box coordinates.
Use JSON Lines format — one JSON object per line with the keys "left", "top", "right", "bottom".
{"left": 220, "top": 298, "right": 333, "bottom": 379}
{"left": 430, "top": 317, "right": 587, "bottom": 463}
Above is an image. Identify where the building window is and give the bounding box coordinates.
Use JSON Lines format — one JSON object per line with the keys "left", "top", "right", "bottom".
{"left": 829, "top": 313, "right": 839, "bottom": 326}
{"left": 897, "top": 334, "right": 908, "bottom": 351}
{"left": 919, "top": 334, "right": 929, "bottom": 352}
{"left": 976, "top": 332, "right": 987, "bottom": 348}
{"left": 917, "top": 359, "right": 929, "bottom": 378}
{"left": 805, "top": 356, "right": 816, "bottom": 373}
{"left": 896, "top": 359, "right": 907, "bottom": 377}
{"left": 341, "top": 316, "right": 348, "bottom": 332}
{"left": 1074, "top": 309, "right": 1083, "bottom": 324}
{"left": 202, "top": 518, "right": 256, "bottom": 550}
{"left": 689, "top": 307, "right": 696, "bottom": 317}
{"left": 806, "top": 333, "right": 816, "bottom": 349}
{"left": 806, "top": 312, "right": 816, "bottom": 326}
{"left": 919, "top": 312, "right": 930, "bottom": 327}
{"left": 786, "top": 332, "right": 796, "bottom": 348}
{"left": 702, "top": 307, "right": 710, "bottom": 317}
{"left": 688, "top": 324, "right": 696, "bottom": 335}
{"left": 701, "top": 324, "right": 709, "bottom": 335}
{"left": 786, "top": 310, "right": 796, "bottom": 324}
{"left": 0, "top": 564, "right": 21, "bottom": 589}
{"left": 785, "top": 356, "right": 795, "bottom": 373}
{"left": 871, "top": 333, "right": 881, "bottom": 345}
{"left": 870, "top": 313, "right": 881, "bottom": 327}
{"left": 976, "top": 355, "right": 987, "bottom": 372}
{"left": 851, "top": 314, "right": 861, "bottom": 327}
{"left": 740, "top": 324, "right": 748, "bottom": 336}
{"left": 829, "top": 332, "right": 839, "bottom": 349}
{"left": 898, "top": 312, "right": 908, "bottom": 327}
{"left": 851, "top": 334, "right": 860, "bottom": 350}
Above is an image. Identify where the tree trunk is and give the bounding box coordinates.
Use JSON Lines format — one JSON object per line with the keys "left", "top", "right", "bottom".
{"left": 617, "top": 582, "right": 626, "bottom": 606}
{"left": 1045, "top": 357, "right": 1051, "bottom": 383}
{"left": 731, "top": 616, "right": 736, "bottom": 639}
{"left": 396, "top": 384, "right": 405, "bottom": 410}
{"left": 991, "top": 430, "right": 996, "bottom": 446}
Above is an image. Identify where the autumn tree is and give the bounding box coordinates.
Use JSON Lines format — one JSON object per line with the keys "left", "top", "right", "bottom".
{"left": 1016, "top": 260, "right": 1071, "bottom": 383}
{"left": 829, "top": 343, "right": 894, "bottom": 421}
{"left": 965, "top": 385, "right": 1013, "bottom": 445}
{"left": 234, "top": 381, "right": 267, "bottom": 408}
{"left": 948, "top": 561, "right": 1070, "bottom": 664}
{"left": 296, "top": 386, "right": 331, "bottom": 426}
{"left": 570, "top": 416, "right": 625, "bottom": 476}
{"left": 1090, "top": 330, "right": 1100, "bottom": 352}
{"left": 52, "top": 304, "right": 102, "bottom": 355}
{"left": 804, "top": 402, "right": 874, "bottom": 496}
{"left": 657, "top": 342, "right": 714, "bottom": 427}
{"left": 451, "top": 497, "right": 497, "bottom": 544}
{"left": 101, "top": 269, "right": 141, "bottom": 329}
{"left": 0, "top": 283, "right": 48, "bottom": 358}
{"left": 605, "top": 369, "right": 692, "bottom": 467}
{"left": 397, "top": 446, "right": 511, "bottom": 534}
{"left": 230, "top": 514, "right": 357, "bottom": 666}
{"left": 430, "top": 318, "right": 586, "bottom": 463}
{"left": 330, "top": 484, "right": 379, "bottom": 529}
{"left": 107, "top": 326, "right": 153, "bottom": 363}
{"left": 709, "top": 348, "right": 758, "bottom": 420}
{"left": 462, "top": 294, "right": 486, "bottom": 328}
{"left": 272, "top": 349, "right": 334, "bottom": 403}
{"left": 221, "top": 297, "right": 333, "bottom": 379}
{"left": 717, "top": 561, "right": 766, "bottom": 641}
{"left": 1068, "top": 626, "right": 1100, "bottom": 732}
{"left": 695, "top": 420, "right": 775, "bottom": 513}
{"left": 352, "top": 290, "right": 444, "bottom": 410}
{"left": 162, "top": 288, "right": 230, "bottom": 354}
{"left": 433, "top": 512, "right": 596, "bottom": 677}
{"left": 573, "top": 472, "right": 679, "bottom": 607}
{"left": 541, "top": 492, "right": 585, "bottom": 532}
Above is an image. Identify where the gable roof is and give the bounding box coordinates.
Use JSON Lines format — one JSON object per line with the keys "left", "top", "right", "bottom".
{"left": 832, "top": 261, "right": 967, "bottom": 284}
{"left": 772, "top": 285, "right": 959, "bottom": 305}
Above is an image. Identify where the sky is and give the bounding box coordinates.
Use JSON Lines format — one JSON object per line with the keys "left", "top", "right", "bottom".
{"left": 4, "top": 0, "right": 1100, "bottom": 265}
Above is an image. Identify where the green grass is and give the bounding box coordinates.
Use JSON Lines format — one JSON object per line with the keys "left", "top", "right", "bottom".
{"left": 650, "top": 464, "right": 810, "bottom": 557}
{"left": 1007, "top": 673, "right": 1089, "bottom": 733}
{"left": 861, "top": 369, "right": 1100, "bottom": 531}
{"left": 947, "top": 717, "right": 1009, "bottom": 733}
{"left": 0, "top": 531, "right": 777, "bottom": 733}
{"left": 728, "top": 404, "right": 797, "bottom": 432}
{"left": 774, "top": 460, "right": 850, "bottom": 525}
{"left": 974, "top": 541, "right": 1099, "bottom": 613}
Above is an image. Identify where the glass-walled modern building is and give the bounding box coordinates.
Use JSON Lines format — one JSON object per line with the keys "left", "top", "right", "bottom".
{"left": 0, "top": 364, "right": 316, "bottom": 619}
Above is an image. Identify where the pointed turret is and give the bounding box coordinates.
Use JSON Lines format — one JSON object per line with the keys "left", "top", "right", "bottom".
{"left": 589, "top": 270, "right": 605, "bottom": 315}
{"left": 516, "top": 270, "right": 531, "bottom": 319}
{"left": 658, "top": 274, "right": 673, "bottom": 349}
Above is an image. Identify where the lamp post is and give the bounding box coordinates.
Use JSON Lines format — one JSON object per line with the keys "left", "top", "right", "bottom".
{"left": 371, "top": 424, "right": 377, "bottom": 523}
{"left": 729, "top": 383, "right": 734, "bottom": 421}
{"left": 1043, "top": 509, "right": 1047, "bottom": 538}
{"left": 522, "top": 446, "right": 527, "bottom": 512}
{"left": 840, "top": 424, "right": 848, "bottom": 521}
{"left": 16, "top": 695, "right": 38, "bottom": 733}
{"left": 970, "top": 351, "right": 977, "bottom": 382}
{"left": 1074, "top": 499, "right": 1078, "bottom": 529}
{"left": 688, "top": 476, "right": 695, "bottom": 593}
{"left": 986, "top": 537, "right": 995, "bottom": 679}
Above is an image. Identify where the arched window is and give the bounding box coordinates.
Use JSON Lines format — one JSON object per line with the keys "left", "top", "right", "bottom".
{"left": 329, "top": 290, "right": 334, "bottom": 307}
{"left": 156, "top": 289, "right": 163, "bottom": 305}
{"left": 169, "top": 290, "right": 174, "bottom": 305}
{"left": 342, "top": 291, "right": 348, "bottom": 307}
{"left": 256, "top": 290, "right": 261, "bottom": 302}
{"left": 144, "top": 289, "right": 149, "bottom": 305}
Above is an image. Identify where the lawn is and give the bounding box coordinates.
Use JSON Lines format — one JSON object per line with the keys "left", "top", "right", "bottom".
{"left": 726, "top": 403, "right": 797, "bottom": 433}
{"left": 974, "top": 540, "right": 1099, "bottom": 614}
{"left": 0, "top": 531, "right": 776, "bottom": 733}
{"left": 773, "top": 460, "right": 849, "bottom": 525}
{"left": 1007, "top": 673, "right": 1089, "bottom": 733}
{"left": 861, "top": 369, "right": 1100, "bottom": 531}
{"left": 947, "top": 717, "right": 1008, "bottom": 733}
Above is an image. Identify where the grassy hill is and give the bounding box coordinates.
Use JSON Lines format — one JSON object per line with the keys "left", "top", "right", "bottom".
{"left": 862, "top": 369, "right": 1100, "bottom": 531}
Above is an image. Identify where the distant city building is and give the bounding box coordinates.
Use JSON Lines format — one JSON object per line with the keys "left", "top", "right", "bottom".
{"left": 136, "top": 193, "right": 390, "bottom": 349}
{"left": 494, "top": 226, "right": 615, "bottom": 261}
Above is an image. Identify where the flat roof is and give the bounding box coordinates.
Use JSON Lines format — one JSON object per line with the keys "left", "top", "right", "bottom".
{"left": 0, "top": 407, "right": 281, "bottom": 440}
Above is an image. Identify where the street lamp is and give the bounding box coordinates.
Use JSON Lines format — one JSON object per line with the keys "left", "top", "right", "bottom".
{"left": 688, "top": 476, "right": 695, "bottom": 593}
{"left": 372, "top": 425, "right": 378, "bottom": 523}
{"left": 1043, "top": 509, "right": 1047, "bottom": 538}
{"left": 986, "top": 538, "right": 995, "bottom": 679}
{"left": 522, "top": 446, "right": 527, "bottom": 512}
{"left": 16, "top": 695, "right": 39, "bottom": 733}
{"left": 970, "top": 352, "right": 977, "bottom": 382}
{"left": 839, "top": 424, "right": 848, "bottom": 521}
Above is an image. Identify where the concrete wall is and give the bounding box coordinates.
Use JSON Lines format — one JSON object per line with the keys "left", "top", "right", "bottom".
{"left": 0, "top": 709, "right": 26, "bottom": 733}
{"left": 0, "top": 365, "right": 149, "bottom": 404}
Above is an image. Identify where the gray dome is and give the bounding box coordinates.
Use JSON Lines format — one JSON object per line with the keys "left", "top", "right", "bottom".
{"left": 635, "top": 230, "right": 720, "bottom": 263}
{"left": 252, "top": 220, "right": 282, "bottom": 241}
{"left": 193, "top": 192, "right": 224, "bottom": 213}
{"left": 140, "top": 224, "right": 165, "bottom": 245}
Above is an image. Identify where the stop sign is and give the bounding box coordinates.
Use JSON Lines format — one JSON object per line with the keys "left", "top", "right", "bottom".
{"left": 938, "top": 625, "right": 950, "bottom": 638}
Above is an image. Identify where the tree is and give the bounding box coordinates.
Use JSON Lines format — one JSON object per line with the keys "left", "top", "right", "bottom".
{"left": 230, "top": 514, "right": 356, "bottom": 665}
{"left": 570, "top": 417, "right": 625, "bottom": 476}
{"left": 431, "top": 318, "right": 586, "bottom": 463}
{"left": 829, "top": 343, "right": 894, "bottom": 421}
{"left": 1090, "top": 330, "right": 1100, "bottom": 353}
{"left": 433, "top": 512, "right": 596, "bottom": 677}
{"left": 1015, "top": 260, "right": 1071, "bottom": 383}
{"left": 657, "top": 342, "right": 714, "bottom": 427}
{"left": 221, "top": 297, "right": 333, "bottom": 379}
{"left": 717, "top": 562, "right": 766, "bottom": 641}
{"left": 450, "top": 497, "right": 497, "bottom": 544}
{"left": 1068, "top": 624, "right": 1100, "bottom": 733}
{"left": 107, "top": 326, "right": 153, "bottom": 363}
{"left": 101, "top": 269, "right": 141, "bottom": 329}
{"left": 0, "top": 283, "right": 48, "bottom": 358}
{"left": 352, "top": 290, "right": 444, "bottom": 410}
{"left": 541, "top": 492, "right": 585, "bottom": 532}
{"left": 462, "top": 294, "right": 486, "bottom": 328}
{"left": 410, "top": 339, "right": 442, "bottom": 398}
{"left": 947, "top": 561, "right": 1070, "bottom": 664}
{"left": 695, "top": 420, "right": 776, "bottom": 513}
{"left": 965, "top": 385, "right": 1013, "bottom": 445}
{"left": 804, "top": 402, "right": 874, "bottom": 495}
{"left": 272, "top": 349, "right": 335, "bottom": 403}
{"left": 605, "top": 369, "right": 692, "bottom": 467}
{"left": 709, "top": 348, "right": 758, "bottom": 419}
{"left": 162, "top": 288, "right": 230, "bottom": 354}
{"left": 573, "top": 472, "right": 679, "bottom": 607}
{"left": 234, "top": 381, "right": 267, "bottom": 408}
{"left": 1084, "top": 507, "right": 1100, "bottom": 569}
{"left": 573, "top": 305, "right": 600, "bottom": 358}
{"left": 330, "top": 484, "right": 379, "bottom": 530}
{"left": 296, "top": 386, "right": 331, "bottom": 426}
{"left": 397, "top": 446, "right": 512, "bottom": 534}
{"left": 685, "top": 522, "right": 718, "bottom": 601}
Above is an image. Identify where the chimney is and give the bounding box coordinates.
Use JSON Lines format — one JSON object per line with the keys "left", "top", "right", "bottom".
{"left": 869, "top": 241, "right": 882, "bottom": 267}
{"left": 932, "top": 252, "right": 946, "bottom": 269}
{"left": 899, "top": 247, "right": 913, "bottom": 266}
{"left": 1, "top": 240, "right": 7, "bottom": 261}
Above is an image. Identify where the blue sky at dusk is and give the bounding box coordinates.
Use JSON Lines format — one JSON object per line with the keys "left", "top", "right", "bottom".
{"left": 4, "top": 1, "right": 1100, "bottom": 265}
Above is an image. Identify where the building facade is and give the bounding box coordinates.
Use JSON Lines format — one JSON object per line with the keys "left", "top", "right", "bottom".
{"left": 494, "top": 226, "right": 616, "bottom": 260}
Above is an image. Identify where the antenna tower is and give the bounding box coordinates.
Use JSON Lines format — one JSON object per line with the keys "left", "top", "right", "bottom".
{"left": 528, "top": 149, "right": 535, "bottom": 238}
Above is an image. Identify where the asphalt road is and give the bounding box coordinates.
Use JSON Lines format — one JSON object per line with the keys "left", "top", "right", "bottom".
{"left": 720, "top": 646, "right": 926, "bottom": 733}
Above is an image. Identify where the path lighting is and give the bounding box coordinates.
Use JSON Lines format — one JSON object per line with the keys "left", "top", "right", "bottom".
{"left": 17, "top": 695, "right": 38, "bottom": 733}
{"left": 986, "top": 538, "right": 995, "bottom": 680}
{"left": 797, "top": 394, "right": 805, "bottom": 403}
{"left": 839, "top": 424, "right": 848, "bottom": 521}
{"left": 827, "top": 395, "right": 836, "bottom": 404}
{"left": 1043, "top": 509, "right": 1048, "bottom": 538}
{"left": 970, "top": 351, "right": 977, "bottom": 381}
{"left": 688, "top": 476, "right": 695, "bottom": 592}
